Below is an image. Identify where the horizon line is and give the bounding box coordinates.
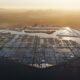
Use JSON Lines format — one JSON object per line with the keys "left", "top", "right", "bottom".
{"left": 0, "top": 7, "right": 80, "bottom": 11}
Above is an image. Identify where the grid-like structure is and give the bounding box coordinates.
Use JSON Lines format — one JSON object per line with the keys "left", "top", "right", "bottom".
{"left": 0, "top": 33, "right": 80, "bottom": 68}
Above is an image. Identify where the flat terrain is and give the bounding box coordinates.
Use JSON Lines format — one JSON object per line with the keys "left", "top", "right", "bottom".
{"left": 0, "top": 27, "right": 80, "bottom": 68}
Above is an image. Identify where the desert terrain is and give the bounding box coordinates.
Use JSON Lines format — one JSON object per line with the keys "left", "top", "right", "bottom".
{"left": 0, "top": 9, "right": 80, "bottom": 29}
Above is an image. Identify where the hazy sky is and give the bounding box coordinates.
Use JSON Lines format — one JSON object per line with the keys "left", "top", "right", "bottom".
{"left": 0, "top": 0, "right": 80, "bottom": 10}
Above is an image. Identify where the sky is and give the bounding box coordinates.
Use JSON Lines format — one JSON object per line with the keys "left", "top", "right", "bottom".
{"left": 0, "top": 0, "right": 80, "bottom": 10}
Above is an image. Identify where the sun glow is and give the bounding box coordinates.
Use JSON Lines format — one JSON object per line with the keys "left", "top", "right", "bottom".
{"left": 65, "top": 27, "right": 71, "bottom": 30}
{"left": 0, "top": 0, "right": 80, "bottom": 10}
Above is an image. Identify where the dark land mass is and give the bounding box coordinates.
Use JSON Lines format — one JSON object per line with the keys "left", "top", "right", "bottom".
{"left": 0, "top": 57, "right": 80, "bottom": 80}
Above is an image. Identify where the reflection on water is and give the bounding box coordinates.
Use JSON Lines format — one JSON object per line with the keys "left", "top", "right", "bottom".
{"left": 62, "top": 37, "right": 80, "bottom": 44}
{"left": 62, "top": 37, "right": 74, "bottom": 40}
